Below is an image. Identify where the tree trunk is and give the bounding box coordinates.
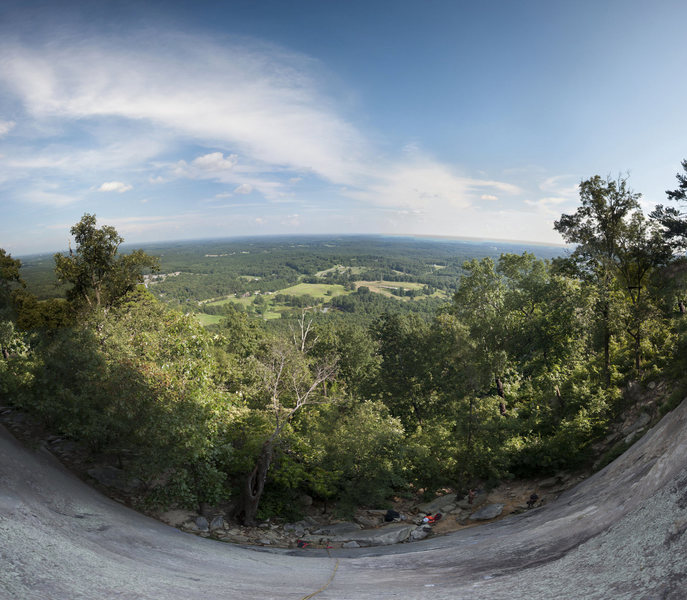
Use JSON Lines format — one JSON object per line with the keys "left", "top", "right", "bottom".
{"left": 495, "top": 376, "right": 505, "bottom": 398}
{"left": 466, "top": 396, "right": 474, "bottom": 453}
{"left": 679, "top": 300, "right": 685, "bottom": 314}
{"left": 235, "top": 440, "right": 274, "bottom": 525}
{"left": 412, "top": 400, "right": 423, "bottom": 426}
{"left": 602, "top": 303, "right": 611, "bottom": 388}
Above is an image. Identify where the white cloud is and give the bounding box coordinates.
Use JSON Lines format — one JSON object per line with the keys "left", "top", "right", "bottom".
{"left": 525, "top": 196, "right": 566, "bottom": 207}
{"left": 539, "top": 175, "right": 579, "bottom": 198}
{"left": 281, "top": 213, "right": 301, "bottom": 226}
{"left": 0, "top": 120, "right": 15, "bottom": 137}
{"left": 0, "top": 30, "right": 541, "bottom": 243}
{"left": 192, "top": 152, "right": 238, "bottom": 171}
{"left": 349, "top": 160, "right": 520, "bottom": 213}
{"left": 402, "top": 142, "right": 421, "bottom": 155}
{"left": 9, "top": 137, "right": 166, "bottom": 173}
{"left": 524, "top": 196, "right": 568, "bottom": 216}
{"left": 172, "top": 152, "right": 283, "bottom": 199}
{"left": 233, "top": 183, "right": 253, "bottom": 195}
{"left": 0, "top": 33, "right": 366, "bottom": 185}
{"left": 98, "top": 181, "right": 132, "bottom": 193}
{"left": 350, "top": 162, "right": 472, "bottom": 210}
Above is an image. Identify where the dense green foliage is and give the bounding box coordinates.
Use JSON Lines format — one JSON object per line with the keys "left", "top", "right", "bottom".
{"left": 3, "top": 170, "right": 687, "bottom": 524}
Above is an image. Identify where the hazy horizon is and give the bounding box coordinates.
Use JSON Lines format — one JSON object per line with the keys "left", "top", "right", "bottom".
{"left": 16, "top": 231, "right": 568, "bottom": 260}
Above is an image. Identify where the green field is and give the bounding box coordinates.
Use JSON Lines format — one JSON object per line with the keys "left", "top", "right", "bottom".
{"left": 206, "top": 295, "right": 255, "bottom": 308}
{"left": 356, "top": 280, "right": 448, "bottom": 301}
{"left": 198, "top": 279, "right": 445, "bottom": 325}
{"left": 278, "top": 282, "right": 349, "bottom": 298}
{"left": 195, "top": 313, "right": 225, "bottom": 326}
{"left": 315, "top": 264, "right": 365, "bottom": 277}
{"left": 201, "top": 283, "right": 351, "bottom": 325}
{"left": 356, "top": 280, "right": 422, "bottom": 297}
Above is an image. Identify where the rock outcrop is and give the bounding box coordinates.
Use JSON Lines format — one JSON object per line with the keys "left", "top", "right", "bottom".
{"left": 2, "top": 395, "right": 687, "bottom": 599}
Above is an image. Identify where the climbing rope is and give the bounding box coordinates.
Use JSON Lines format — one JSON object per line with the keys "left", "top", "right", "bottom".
{"left": 300, "top": 555, "right": 340, "bottom": 600}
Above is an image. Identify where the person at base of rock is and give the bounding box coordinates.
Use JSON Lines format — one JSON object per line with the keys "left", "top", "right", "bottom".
{"left": 527, "top": 493, "right": 539, "bottom": 508}
{"left": 468, "top": 489, "right": 476, "bottom": 504}
{"left": 422, "top": 513, "right": 442, "bottom": 524}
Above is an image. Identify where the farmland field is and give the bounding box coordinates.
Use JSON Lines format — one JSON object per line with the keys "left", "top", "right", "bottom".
{"left": 195, "top": 313, "right": 225, "bottom": 326}
{"left": 277, "top": 282, "right": 349, "bottom": 298}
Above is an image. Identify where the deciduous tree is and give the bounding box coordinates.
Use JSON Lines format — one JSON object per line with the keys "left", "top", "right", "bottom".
{"left": 54, "top": 214, "right": 159, "bottom": 312}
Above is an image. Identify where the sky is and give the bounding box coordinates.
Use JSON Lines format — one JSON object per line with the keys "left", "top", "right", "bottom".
{"left": 1, "top": 0, "right": 686, "bottom": 255}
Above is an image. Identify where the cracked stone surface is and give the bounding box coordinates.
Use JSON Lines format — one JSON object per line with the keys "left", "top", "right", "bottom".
{"left": 2, "top": 398, "right": 687, "bottom": 599}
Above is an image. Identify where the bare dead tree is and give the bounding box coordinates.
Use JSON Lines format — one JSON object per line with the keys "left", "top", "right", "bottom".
{"left": 233, "top": 343, "right": 338, "bottom": 525}
{"left": 291, "top": 309, "right": 319, "bottom": 353}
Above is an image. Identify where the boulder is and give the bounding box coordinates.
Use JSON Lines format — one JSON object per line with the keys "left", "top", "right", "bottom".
{"left": 87, "top": 466, "right": 130, "bottom": 491}
{"left": 469, "top": 503, "right": 504, "bottom": 521}
{"left": 313, "top": 522, "right": 361, "bottom": 536}
{"left": 304, "top": 523, "right": 416, "bottom": 547}
{"left": 283, "top": 523, "right": 306, "bottom": 536}
{"left": 158, "top": 509, "right": 196, "bottom": 528}
{"left": 416, "top": 493, "right": 457, "bottom": 514}
{"left": 343, "top": 523, "right": 416, "bottom": 546}
{"left": 410, "top": 526, "right": 432, "bottom": 541}
{"left": 220, "top": 532, "right": 249, "bottom": 543}
{"left": 539, "top": 476, "right": 562, "bottom": 489}
{"left": 622, "top": 412, "right": 651, "bottom": 435}
{"left": 195, "top": 516, "right": 209, "bottom": 531}
{"left": 355, "top": 514, "right": 382, "bottom": 528}
{"left": 342, "top": 541, "right": 360, "bottom": 548}
{"left": 456, "top": 492, "right": 487, "bottom": 510}
{"left": 209, "top": 516, "right": 224, "bottom": 530}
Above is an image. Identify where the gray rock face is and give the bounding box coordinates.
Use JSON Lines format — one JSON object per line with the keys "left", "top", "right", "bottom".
{"left": 410, "top": 526, "right": 432, "bottom": 541}
{"left": 342, "top": 541, "right": 360, "bottom": 548}
{"left": 87, "top": 466, "right": 128, "bottom": 490}
{"left": 354, "top": 514, "right": 382, "bottom": 528}
{"left": 469, "top": 503, "right": 504, "bottom": 521}
{"left": 303, "top": 523, "right": 416, "bottom": 547}
{"left": 158, "top": 509, "right": 196, "bottom": 528}
{"left": 416, "top": 493, "right": 457, "bottom": 514}
{"left": 622, "top": 411, "right": 651, "bottom": 434}
{"left": 313, "top": 522, "right": 361, "bottom": 536}
{"left": 3, "top": 396, "right": 687, "bottom": 599}
{"left": 456, "top": 491, "right": 488, "bottom": 510}
{"left": 341, "top": 523, "right": 416, "bottom": 546}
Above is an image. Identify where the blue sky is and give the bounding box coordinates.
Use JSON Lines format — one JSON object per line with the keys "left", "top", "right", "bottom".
{"left": 1, "top": 0, "right": 686, "bottom": 255}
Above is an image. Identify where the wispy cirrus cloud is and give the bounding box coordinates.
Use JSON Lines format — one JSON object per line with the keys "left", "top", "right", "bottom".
{"left": 349, "top": 159, "right": 521, "bottom": 213}
{"left": 0, "top": 32, "right": 365, "bottom": 184}
{"left": 23, "top": 184, "right": 80, "bottom": 207}
{"left": 234, "top": 183, "right": 253, "bottom": 195}
{"left": 0, "top": 27, "right": 539, "bottom": 248}
{"left": 539, "top": 175, "right": 579, "bottom": 199}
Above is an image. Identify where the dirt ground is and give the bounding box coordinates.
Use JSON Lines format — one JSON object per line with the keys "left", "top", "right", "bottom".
{"left": 388, "top": 475, "right": 587, "bottom": 537}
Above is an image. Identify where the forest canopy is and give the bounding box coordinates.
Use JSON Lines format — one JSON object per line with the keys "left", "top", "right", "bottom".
{"left": 2, "top": 165, "right": 687, "bottom": 524}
